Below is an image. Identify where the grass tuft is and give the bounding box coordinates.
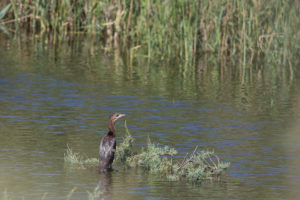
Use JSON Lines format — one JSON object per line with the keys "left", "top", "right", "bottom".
{"left": 64, "top": 144, "right": 98, "bottom": 169}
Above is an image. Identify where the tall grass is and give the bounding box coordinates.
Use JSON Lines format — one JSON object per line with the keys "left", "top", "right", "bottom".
{"left": 0, "top": 0, "right": 299, "bottom": 69}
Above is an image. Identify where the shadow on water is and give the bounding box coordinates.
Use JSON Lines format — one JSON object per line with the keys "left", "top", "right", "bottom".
{"left": 0, "top": 34, "right": 300, "bottom": 199}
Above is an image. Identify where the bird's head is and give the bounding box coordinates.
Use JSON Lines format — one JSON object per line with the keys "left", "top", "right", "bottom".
{"left": 109, "top": 113, "right": 126, "bottom": 124}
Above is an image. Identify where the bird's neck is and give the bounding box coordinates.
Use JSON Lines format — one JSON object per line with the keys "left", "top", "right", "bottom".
{"left": 108, "top": 120, "right": 115, "bottom": 136}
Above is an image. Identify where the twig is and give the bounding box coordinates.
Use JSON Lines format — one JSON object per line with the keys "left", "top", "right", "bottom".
{"left": 201, "top": 156, "right": 212, "bottom": 167}
{"left": 182, "top": 152, "right": 189, "bottom": 164}
{"left": 212, "top": 153, "right": 220, "bottom": 166}
{"left": 207, "top": 153, "right": 218, "bottom": 169}
{"left": 176, "top": 145, "right": 198, "bottom": 171}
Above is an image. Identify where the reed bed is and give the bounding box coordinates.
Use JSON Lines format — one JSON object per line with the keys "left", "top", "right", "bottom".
{"left": 0, "top": 0, "right": 299, "bottom": 68}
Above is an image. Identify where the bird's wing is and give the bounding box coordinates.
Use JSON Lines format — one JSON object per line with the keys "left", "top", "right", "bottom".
{"left": 99, "top": 136, "right": 116, "bottom": 160}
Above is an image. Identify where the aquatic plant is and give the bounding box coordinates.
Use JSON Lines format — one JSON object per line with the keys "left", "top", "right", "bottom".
{"left": 126, "top": 141, "right": 230, "bottom": 181}
{"left": 115, "top": 120, "right": 135, "bottom": 163}
{"left": 0, "top": 0, "right": 298, "bottom": 69}
{"left": 64, "top": 122, "right": 230, "bottom": 182}
{"left": 64, "top": 144, "right": 98, "bottom": 169}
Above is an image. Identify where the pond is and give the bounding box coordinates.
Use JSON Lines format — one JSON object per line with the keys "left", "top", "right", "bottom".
{"left": 0, "top": 36, "right": 299, "bottom": 199}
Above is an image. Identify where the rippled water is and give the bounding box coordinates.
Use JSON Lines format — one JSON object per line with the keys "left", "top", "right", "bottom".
{"left": 0, "top": 37, "right": 299, "bottom": 199}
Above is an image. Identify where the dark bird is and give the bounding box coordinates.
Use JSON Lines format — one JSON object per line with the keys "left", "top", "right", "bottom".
{"left": 99, "top": 113, "right": 125, "bottom": 172}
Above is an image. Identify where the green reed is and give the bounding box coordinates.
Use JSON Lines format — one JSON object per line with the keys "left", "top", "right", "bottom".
{"left": 0, "top": 0, "right": 299, "bottom": 69}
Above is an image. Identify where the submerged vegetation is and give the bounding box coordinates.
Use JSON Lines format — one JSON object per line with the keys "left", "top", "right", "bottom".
{"left": 64, "top": 122, "right": 230, "bottom": 182}
{"left": 2, "top": 186, "right": 103, "bottom": 200}
{"left": 0, "top": 0, "right": 299, "bottom": 69}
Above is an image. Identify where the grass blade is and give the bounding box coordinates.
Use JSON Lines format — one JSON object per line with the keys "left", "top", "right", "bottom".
{"left": 0, "top": 3, "right": 11, "bottom": 20}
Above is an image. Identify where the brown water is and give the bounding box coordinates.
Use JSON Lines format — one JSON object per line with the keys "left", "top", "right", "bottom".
{"left": 0, "top": 36, "right": 300, "bottom": 200}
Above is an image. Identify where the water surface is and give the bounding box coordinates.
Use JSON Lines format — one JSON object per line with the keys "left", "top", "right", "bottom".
{"left": 0, "top": 37, "right": 299, "bottom": 199}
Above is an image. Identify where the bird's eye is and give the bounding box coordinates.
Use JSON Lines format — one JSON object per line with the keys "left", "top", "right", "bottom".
{"left": 116, "top": 114, "right": 119, "bottom": 117}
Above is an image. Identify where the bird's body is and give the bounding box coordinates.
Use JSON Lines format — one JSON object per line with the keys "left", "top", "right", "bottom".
{"left": 99, "top": 113, "right": 125, "bottom": 172}
{"left": 99, "top": 134, "right": 116, "bottom": 170}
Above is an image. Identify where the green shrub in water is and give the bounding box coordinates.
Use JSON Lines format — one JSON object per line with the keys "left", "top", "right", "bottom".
{"left": 64, "top": 122, "right": 230, "bottom": 182}
{"left": 125, "top": 139, "right": 230, "bottom": 181}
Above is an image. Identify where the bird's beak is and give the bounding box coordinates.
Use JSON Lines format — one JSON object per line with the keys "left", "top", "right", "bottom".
{"left": 117, "top": 114, "right": 126, "bottom": 120}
